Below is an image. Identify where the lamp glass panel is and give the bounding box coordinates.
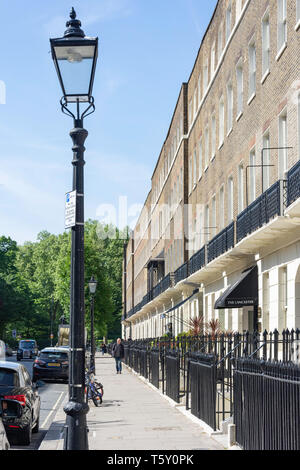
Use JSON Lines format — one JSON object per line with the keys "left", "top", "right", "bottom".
{"left": 54, "top": 44, "right": 96, "bottom": 99}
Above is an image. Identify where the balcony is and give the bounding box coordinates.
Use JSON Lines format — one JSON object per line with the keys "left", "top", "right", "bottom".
{"left": 207, "top": 222, "right": 234, "bottom": 263}
{"left": 189, "top": 246, "right": 206, "bottom": 275}
{"left": 236, "top": 180, "right": 283, "bottom": 243}
{"left": 124, "top": 159, "right": 300, "bottom": 322}
{"left": 175, "top": 262, "right": 189, "bottom": 284}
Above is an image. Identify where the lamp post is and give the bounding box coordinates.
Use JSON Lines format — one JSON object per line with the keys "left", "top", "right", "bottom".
{"left": 50, "top": 8, "right": 98, "bottom": 451}
{"left": 88, "top": 276, "right": 98, "bottom": 373}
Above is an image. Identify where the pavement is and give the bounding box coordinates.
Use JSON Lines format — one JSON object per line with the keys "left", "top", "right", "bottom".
{"left": 39, "top": 354, "right": 226, "bottom": 451}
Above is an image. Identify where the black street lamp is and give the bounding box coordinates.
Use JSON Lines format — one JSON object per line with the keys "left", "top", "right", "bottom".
{"left": 50, "top": 8, "right": 99, "bottom": 451}
{"left": 88, "top": 276, "right": 98, "bottom": 373}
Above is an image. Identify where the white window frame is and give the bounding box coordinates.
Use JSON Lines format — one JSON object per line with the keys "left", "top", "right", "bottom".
{"left": 249, "top": 148, "right": 256, "bottom": 203}
{"left": 199, "top": 137, "right": 203, "bottom": 180}
{"left": 204, "top": 125, "right": 209, "bottom": 169}
{"left": 219, "top": 185, "right": 225, "bottom": 229}
{"left": 219, "top": 96, "right": 225, "bottom": 148}
{"left": 278, "top": 109, "right": 288, "bottom": 178}
{"left": 193, "top": 148, "right": 197, "bottom": 187}
{"left": 277, "top": 0, "right": 287, "bottom": 55}
{"left": 227, "top": 176, "right": 234, "bottom": 222}
{"left": 262, "top": 10, "right": 270, "bottom": 81}
{"left": 218, "top": 23, "right": 223, "bottom": 62}
{"left": 211, "top": 114, "right": 216, "bottom": 159}
{"left": 211, "top": 42, "right": 216, "bottom": 75}
{"left": 236, "top": 60, "right": 243, "bottom": 118}
{"left": 236, "top": 0, "right": 242, "bottom": 20}
{"left": 203, "top": 58, "right": 209, "bottom": 92}
{"left": 297, "top": 0, "right": 300, "bottom": 28}
{"left": 226, "top": 2, "right": 232, "bottom": 43}
{"left": 262, "top": 131, "right": 270, "bottom": 192}
{"left": 227, "top": 81, "right": 233, "bottom": 134}
{"left": 238, "top": 163, "right": 244, "bottom": 214}
{"left": 248, "top": 39, "right": 256, "bottom": 101}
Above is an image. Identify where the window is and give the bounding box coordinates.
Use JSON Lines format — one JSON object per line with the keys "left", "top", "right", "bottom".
{"left": 297, "top": 0, "right": 300, "bottom": 24}
{"left": 211, "top": 114, "right": 216, "bottom": 158}
{"left": 212, "top": 196, "right": 216, "bottom": 237}
{"left": 262, "top": 132, "right": 270, "bottom": 192}
{"left": 236, "top": 0, "right": 242, "bottom": 20}
{"left": 189, "top": 99, "right": 193, "bottom": 128}
{"left": 204, "top": 126, "right": 209, "bottom": 168}
{"left": 218, "top": 24, "right": 223, "bottom": 62}
{"left": 205, "top": 205, "right": 210, "bottom": 243}
{"left": 189, "top": 156, "right": 192, "bottom": 193}
{"left": 279, "top": 110, "right": 288, "bottom": 178}
{"left": 238, "top": 164, "right": 244, "bottom": 213}
{"left": 193, "top": 148, "right": 197, "bottom": 186}
{"left": 211, "top": 42, "right": 216, "bottom": 75}
{"left": 199, "top": 211, "right": 203, "bottom": 247}
{"left": 199, "top": 137, "right": 203, "bottom": 179}
{"left": 203, "top": 59, "right": 209, "bottom": 91}
{"left": 226, "top": 2, "right": 232, "bottom": 42}
{"left": 279, "top": 266, "right": 288, "bottom": 331}
{"left": 249, "top": 149, "right": 256, "bottom": 203}
{"left": 198, "top": 75, "right": 202, "bottom": 107}
{"left": 219, "top": 97, "right": 225, "bottom": 146}
{"left": 193, "top": 89, "right": 197, "bottom": 119}
{"left": 277, "top": 0, "right": 287, "bottom": 52}
{"left": 248, "top": 41, "right": 256, "bottom": 99}
{"left": 227, "top": 81, "right": 233, "bottom": 133}
{"left": 228, "top": 177, "right": 234, "bottom": 222}
{"left": 236, "top": 61, "right": 243, "bottom": 116}
{"left": 262, "top": 12, "right": 270, "bottom": 77}
{"left": 219, "top": 186, "right": 224, "bottom": 229}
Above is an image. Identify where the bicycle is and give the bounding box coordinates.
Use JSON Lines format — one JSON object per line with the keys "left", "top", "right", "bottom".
{"left": 85, "top": 369, "right": 104, "bottom": 407}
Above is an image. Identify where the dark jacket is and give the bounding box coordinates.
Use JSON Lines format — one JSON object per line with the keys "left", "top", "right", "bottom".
{"left": 112, "top": 342, "right": 124, "bottom": 359}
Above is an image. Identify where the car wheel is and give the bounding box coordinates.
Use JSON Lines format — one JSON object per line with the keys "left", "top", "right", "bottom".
{"left": 32, "top": 416, "right": 39, "bottom": 434}
{"left": 18, "top": 421, "right": 32, "bottom": 446}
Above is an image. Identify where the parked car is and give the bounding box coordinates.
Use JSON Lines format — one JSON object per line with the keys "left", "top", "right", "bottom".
{"left": 0, "top": 401, "right": 10, "bottom": 450}
{"left": 0, "top": 361, "right": 41, "bottom": 445}
{"left": 33, "top": 347, "right": 69, "bottom": 382}
{"left": 16, "top": 340, "right": 38, "bottom": 361}
{"left": 5, "top": 345, "right": 13, "bottom": 357}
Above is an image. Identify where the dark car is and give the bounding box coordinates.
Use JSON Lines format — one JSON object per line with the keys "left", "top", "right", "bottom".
{"left": 17, "top": 340, "right": 38, "bottom": 361}
{"left": 0, "top": 361, "right": 41, "bottom": 445}
{"left": 33, "top": 347, "right": 69, "bottom": 382}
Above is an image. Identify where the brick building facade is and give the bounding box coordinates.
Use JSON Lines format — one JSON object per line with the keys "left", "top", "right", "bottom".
{"left": 122, "top": 0, "right": 300, "bottom": 340}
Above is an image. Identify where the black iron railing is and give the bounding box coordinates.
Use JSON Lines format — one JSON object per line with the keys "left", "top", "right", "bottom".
{"left": 207, "top": 222, "right": 235, "bottom": 263}
{"left": 234, "top": 358, "right": 300, "bottom": 450}
{"left": 189, "top": 246, "right": 206, "bottom": 275}
{"left": 122, "top": 329, "right": 300, "bottom": 443}
{"left": 287, "top": 159, "right": 300, "bottom": 207}
{"left": 236, "top": 180, "right": 282, "bottom": 243}
{"left": 175, "top": 262, "right": 189, "bottom": 284}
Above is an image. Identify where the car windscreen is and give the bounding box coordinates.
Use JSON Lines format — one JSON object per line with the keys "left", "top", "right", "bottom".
{"left": 19, "top": 341, "right": 36, "bottom": 349}
{"left": 0, "top": 368, "right": 19, "bottom": 387}
{"left": 40, "top": 352, "right": 68, "bottom": 360}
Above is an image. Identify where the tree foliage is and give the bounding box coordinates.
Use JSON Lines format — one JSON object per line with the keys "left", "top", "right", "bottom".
{"left": 0, "top": 222, "right": 126, "bottom": 347}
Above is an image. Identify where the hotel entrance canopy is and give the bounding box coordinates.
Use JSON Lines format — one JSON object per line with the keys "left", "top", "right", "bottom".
{"left": 214, "top": 266, "right": 258, "bottom": 309}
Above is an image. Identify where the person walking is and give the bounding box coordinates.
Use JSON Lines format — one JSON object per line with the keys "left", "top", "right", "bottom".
{"left": 112, "top": 338, "right": 124, "bottom": 374}
{"left": 101, "top": 343, "right": 107, "bottom": 356}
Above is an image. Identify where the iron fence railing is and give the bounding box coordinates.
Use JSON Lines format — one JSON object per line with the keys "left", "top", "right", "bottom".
{"left": 121, "top": 328, "right": 300, "bottom": 444}
{"left": 234, "top": 358, "right": 300, "bottom": 450}
{"left": 287, "top": 159, "right": 300, "bottom": 207}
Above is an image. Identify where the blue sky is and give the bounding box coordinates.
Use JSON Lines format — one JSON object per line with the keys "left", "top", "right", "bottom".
{"left": 0, "top": 0, "right": 217, "bottom": 244}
